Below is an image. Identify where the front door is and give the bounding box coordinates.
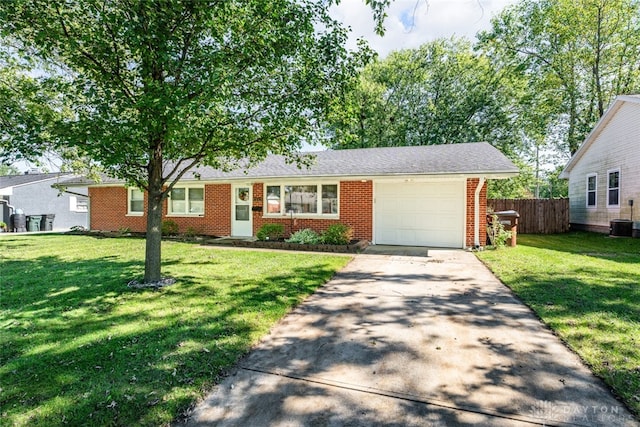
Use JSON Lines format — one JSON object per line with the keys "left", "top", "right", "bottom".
{"left": 232, "top": 185, "right": 252, "bottom": 237}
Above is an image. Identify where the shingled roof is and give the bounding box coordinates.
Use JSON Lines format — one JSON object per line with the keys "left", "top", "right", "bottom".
{"left": 0, "top": 172, "right": 73, "bottom": 190}
{"left": 64, "top": 142, "right": 518, "bottom": 186}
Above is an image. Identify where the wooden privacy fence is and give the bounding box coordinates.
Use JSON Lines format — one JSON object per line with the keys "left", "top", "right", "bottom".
{"left": 487, "top": 199, "right": 570, "bottom": 234}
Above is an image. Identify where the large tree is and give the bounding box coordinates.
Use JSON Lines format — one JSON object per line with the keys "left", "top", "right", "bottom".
{"left": 479, "top": 0, "right": 640, "bottom": 155}
{"left": 327, "top": 38, "right": 522, "bottom": 155}
{"left": 0, "top": 0, "right": 373, "bottom": 283}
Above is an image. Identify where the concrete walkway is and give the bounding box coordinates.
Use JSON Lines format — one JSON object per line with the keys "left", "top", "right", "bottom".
{"left": 184, "top": 248, "right": 638, "bottom": 426}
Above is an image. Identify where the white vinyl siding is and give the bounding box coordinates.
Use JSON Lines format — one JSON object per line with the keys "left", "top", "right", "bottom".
{"left": 566, "top": 100, "right": 640, "bottom": 227}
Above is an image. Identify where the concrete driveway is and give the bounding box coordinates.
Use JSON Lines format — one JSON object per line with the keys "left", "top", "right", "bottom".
{"left": 184, "top": 249, "right": 637, "bottom": 426}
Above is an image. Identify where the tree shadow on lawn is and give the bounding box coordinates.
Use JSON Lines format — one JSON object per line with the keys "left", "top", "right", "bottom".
{"left": 1, "top": 254, "right": 341, "bottom": 426}
{"left": 504, "top": 270, "right": 640, "bottom": 418}
{"left": 185, "top": 262, "right": 638, "bottom": 426}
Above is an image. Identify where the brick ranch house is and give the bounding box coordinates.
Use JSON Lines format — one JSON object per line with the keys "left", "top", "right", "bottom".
{"left": 68, "top": 142, "right": 518, "bottom": 248}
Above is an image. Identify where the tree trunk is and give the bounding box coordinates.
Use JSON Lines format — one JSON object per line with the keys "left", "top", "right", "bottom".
{"left": 144, "top": 155, "right": 164, "bottom": 283}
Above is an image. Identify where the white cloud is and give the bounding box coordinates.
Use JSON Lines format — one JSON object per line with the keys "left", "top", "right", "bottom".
{"left": 331, "top": 0, "right": 518, "bottom": 57}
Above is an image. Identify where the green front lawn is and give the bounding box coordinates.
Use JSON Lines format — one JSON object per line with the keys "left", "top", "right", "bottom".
{"left": 0, "top": 235, "right": 350, "bottom": 426}
{"left": 476, "top": 232, "right": 640, "bottom": 416}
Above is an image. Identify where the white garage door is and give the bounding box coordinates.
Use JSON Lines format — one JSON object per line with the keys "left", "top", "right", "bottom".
{"left": 375, "top": 181, "right": 465, "bottom": 248}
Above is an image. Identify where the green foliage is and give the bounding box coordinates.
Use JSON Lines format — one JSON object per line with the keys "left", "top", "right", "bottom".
{"left": 487, "top": 159, "right": 535, "bottom": 199}
{"left": 0, "top": 221, "right": 7, "bottom": 230}
{"left": 477, "top": 233, "right": 640, "bottom": 415}
{"left": 256, "top": 223, "right": 285, "bottom": 241}
{"left": 117, "top": 226, "right": 131, "bottom": 236}
{"left": 486, "top": 214, "right": 513, "bottom": 248}
{"left": 183, "top": 226, "right": 200, "bottom": 239}
{"left": 286, "top": 228, "right": 322, "bottom": 244}
{"left": 0, "top": 164, "right": 19, "bottom": 175}
{"left": 0, "top": 234, "right": 350, "bottom": 426}
{"left": 161, "top": 220, "right": 179, "bottom": 236}
{"left": 321, "top": 223, "right": 353, "bottom": 245}
{"left": 327, "top": 37, "right": 521, "bottom": 156}
{"left": 0, "top": 0, "right": 369, "bottom": 282}
{"left": 479, "top": 0, "right": 640, "bottom": 156}
{"left": 537, "top": 166, "right": 569, "bottom": 199}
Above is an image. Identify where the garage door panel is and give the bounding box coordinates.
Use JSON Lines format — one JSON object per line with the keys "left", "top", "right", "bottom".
{"left": 375, "top": 181, "right": 464, "bottom": 248}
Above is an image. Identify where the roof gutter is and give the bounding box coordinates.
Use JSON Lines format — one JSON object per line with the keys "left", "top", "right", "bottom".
{"left": 474, "top": 176, "right": 486, "bottom": 247}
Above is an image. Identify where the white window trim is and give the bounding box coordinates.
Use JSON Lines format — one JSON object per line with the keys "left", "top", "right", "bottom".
{"left": 167, "top": 185, "right": 205, "bottom": 217}
{"left": 127, "top": 187, "right": 144, "bottom": 216}
{"left": 585, "top": 173, "right": 597, "bottom": 208}
{"left": 606, "top": 168, "right": 620, "bottom": 208}
{"left": 263, "top": 182, "right": 340, "bottom": 218}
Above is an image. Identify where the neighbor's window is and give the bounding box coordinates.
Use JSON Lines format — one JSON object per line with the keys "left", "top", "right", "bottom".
{"left": 128, "top": 188, "right": 144, "bottom": 215}
{"left": 265, "top": 183, "right": 338, "bottom": 216}
{"left": 586, "top": 174, "right": 597, "bottom": 207}
{"left": 607, "top": 169, "right": 620, "bottom": 207}
{"left": 69, "top": 195, "right": 89, "bottom": 213}
{"left": 169, "top": 187, "right": 204, "bottom": 215}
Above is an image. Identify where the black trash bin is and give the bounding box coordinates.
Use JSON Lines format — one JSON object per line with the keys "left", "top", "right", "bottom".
{"left": 27, "top": 215, "right": 42, "bottom": 232}
{"left": 11, "top": 213, "right": 27, "bottom": 232}
{"left": 40, "top": 214, "right": 55, "bottom": 231}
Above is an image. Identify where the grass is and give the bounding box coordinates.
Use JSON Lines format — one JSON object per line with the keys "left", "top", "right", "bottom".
{"left": 476, "top": 232, "right": 640, "bottom": 416}
{"left": 0, "top": 234, "right": 351, "bottom": 426}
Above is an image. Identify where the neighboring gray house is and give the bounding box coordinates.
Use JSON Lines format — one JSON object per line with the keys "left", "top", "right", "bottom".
{"left": 0, "top": 172, "right": 89, "bottom": 231}
{"left": 560, "top": 95, "right": 640, "bottom": 233}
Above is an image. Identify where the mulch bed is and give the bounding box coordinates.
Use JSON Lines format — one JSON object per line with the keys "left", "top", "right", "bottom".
{"left": 225, "top": 239, "right": 369, "bottom": 254}
{"left": 70, "top": 230, "right": 369, "bottom": 254}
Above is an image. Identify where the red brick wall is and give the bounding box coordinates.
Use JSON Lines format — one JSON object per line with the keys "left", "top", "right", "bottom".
{"left": 89, "top": 184, "right": 231, "bottom": 235}
{"left": 90, "top": 187, "right": 147, "bottom": 232}
{"left": 465, "top": 178, "right": 487, "bottom": 247}
{"left": 339, "top": 180, "right": 373, "bottom": 241}
{"left": 251, "top": 181, "right": 373, "bottom": 241}
{"left": 91, "top": 179, "right": 479, "bottom": 246}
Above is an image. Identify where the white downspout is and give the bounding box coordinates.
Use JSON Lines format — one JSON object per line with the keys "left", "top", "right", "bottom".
{"left": 474, "top": 177, "right": 486, "bottom": 248}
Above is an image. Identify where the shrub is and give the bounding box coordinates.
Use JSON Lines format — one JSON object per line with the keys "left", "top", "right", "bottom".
{"left": 321, "top": 223, "right": 353, "bottom": 245}
{"left": 256, "top": 223, "right": 285, "bottom": 241}
{"left": 183, "top": 226, "right": 200, "bottom": 239}
{"left": 286, "top": 228, "right": 321, "bottom": 244}
{"left": 486, "top": 214, "right": 512, "bottom": 248}
{"left": 161, "top": 220, "right": 179, "bottom": 236}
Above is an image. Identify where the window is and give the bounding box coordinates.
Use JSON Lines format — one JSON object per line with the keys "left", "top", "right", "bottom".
{"left": 265, "top": 183, "right": 338, "bottom": 216}
{"left": 169, "top": 187, "right": 204, "bottom": 215}
{"left": 69, "top": 195, "right": 89, "bottom": 213}
{"left": 266, "top": 186, "right": 281, "bottom": 213}
{"left": 285, "top": 185, "right": 317, "bottom": 214}
{"left": 607, "top": 169, "right": 620, "bottom": 207}
{"left": 128, "top": 188, "right": 144, "bottom": 215}
{"left": 322, "top": 184, "right": 338, "bottom": 214}
{"left": 586, "top": 174, "right": 597, "bottom": 207}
